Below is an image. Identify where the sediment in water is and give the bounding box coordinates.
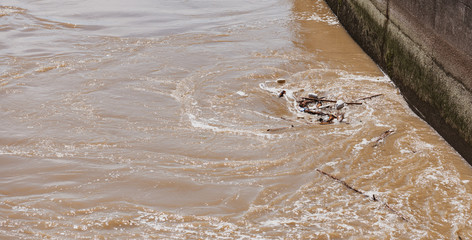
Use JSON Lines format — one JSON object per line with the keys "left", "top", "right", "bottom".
{"left": 323, "top": 0, "right": 472, "bottom": 163}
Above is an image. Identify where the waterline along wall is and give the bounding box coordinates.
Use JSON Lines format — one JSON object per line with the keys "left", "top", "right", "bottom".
{"left": 324, "top": 0, "right": 472, "bottom": 162}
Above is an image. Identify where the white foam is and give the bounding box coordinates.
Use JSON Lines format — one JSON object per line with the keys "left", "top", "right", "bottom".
{"left": 353, "top": 138, "right": 370, "bottom": 153}
{"left": 306, "top": 14, "right": 339, "bottom": 26}
{"left": 338, "top": 72, "right": 391, "bottom": 83}
{"left": 187, "top": 113, "right": 280, "bottom": 139}
{"left": 260, "top": 219, "right": 281, "bottom": 227}
{"left": 236, "top": 91, "right": 248, "bottom": 97}
{"left": 0, "top": 6, "right": 24, "bottom": 16}
{"left": 258, "top": 82, "right": 303, "bottom": 114}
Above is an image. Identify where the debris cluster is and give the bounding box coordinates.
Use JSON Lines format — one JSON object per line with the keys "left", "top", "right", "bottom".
{"left": 281, "top": 89, "right": 381, "bottom": 125}
{"left": 262, "top": 78, "right": 385, "bottom": 131}
{"left": 295, "top": 94, "right": 354, "bottom": 124}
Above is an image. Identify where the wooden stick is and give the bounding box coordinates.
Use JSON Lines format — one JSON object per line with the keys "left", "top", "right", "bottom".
{"left": 267, "top": 125, "right": 295, "bottom": 132}
{"left": 300, "top": 97, "right": 362, "bottom": 106}
{"left": 316, "top": 169, "right": 409, "bottom": 222}
{"left": 316, "top": 169, "right": 362, "bottom": 194}
{"left": 280, "top": 117, "right": 296, "bottom": 122}
{"left": 355, "top": 94, "right": 383, "bottom": 101}
{"left": 301, "top": 97, "right": 335, "bottom": 103}
{"left": 373, "top": 129, "right": 395, "bottom": 147}
{"left": 303, "top": 109, "right": 331, "bottom": 116}
{"left": 345, "top": 102, "right": 363, "bottom": 105}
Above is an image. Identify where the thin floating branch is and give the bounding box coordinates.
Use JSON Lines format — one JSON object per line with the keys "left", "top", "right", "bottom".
{"left": 373, "top": 129, "right": 395, "bottom": 147}
{"left": 303, "top": 109, "right": 331, "bottom": 116}
{"left": 316, "top": 169, "right": 409, "bottom": 222}
{"left": 355, "top": 94, "right": 383, "bottom": 101}
{"left": 267, "top": 125, "right": 295, "bottom": 132}
{"left": 300, "top": 97, "right": 362, "bottom": 106}
{"left": 280, "top": 117, "right": 296, "bottom": 122}
{"left": 316, "top": 169, "right": 362, "bottom": 194}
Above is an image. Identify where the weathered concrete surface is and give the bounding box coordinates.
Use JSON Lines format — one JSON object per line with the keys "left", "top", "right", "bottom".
{"left": 324, "top": 0, "right": 472, "bottom": 161}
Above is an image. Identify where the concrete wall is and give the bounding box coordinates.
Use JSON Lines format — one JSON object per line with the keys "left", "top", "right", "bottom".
{"left": 324, "top": 0, "right": 472, "bottom": 161}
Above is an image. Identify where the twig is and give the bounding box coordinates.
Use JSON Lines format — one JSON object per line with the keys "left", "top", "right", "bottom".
{"left": 345, "top": 102, "right": 363, "bottom": 105}
{"left": 316, "top": 169, "right": 409, "bottom": 222}
{"left": 280, "top": 117, "right": 296, "bottom": 122}
{"left": 316, "top": 169, "right": 362, "bottom": 194}
{"left": 303, "top": 109, "right": 331, "bottom": 116}
{"left": 267, "top": 125, "right": 295, "bottom": 132}
{"left": 373, "top": 129, "right": 395, "bottom": 147}
{"left": 301, "top": 97, "right": 335, "bottom": 103}
{"left": 300, "top": 97, "right": 362, "bottom": 106}
{"left": 355, "top": 94, "right": 383, "bottom": 101}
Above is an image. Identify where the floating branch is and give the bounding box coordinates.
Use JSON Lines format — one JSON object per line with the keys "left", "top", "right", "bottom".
{"left": 280, "top": 117, "right": 296, "bottom": 122}
{"left": 316, "top": 169, "right": 362, "bottom": 194}
{"left": 373, "top": 129, "right": 395, "bottom": 147}
{"left": 302, "top": 110, "right": 341, "bottom": 125}
{"left": 267, "top": 125, "right": 295, "bottom": 132}
{"left": 303, "top": 109, "right": 331, "bottom": 116}
{"left": 316, "top": 169, "right": 409, "bottom": 222}
{"left": 298, "top": 93, "right": 382, "bottom": 107}
{"left": 300, "top": 97, "right": 362, "bottom": 106}
{"left": 301, "top": 97, "right": 334, "bottom": 103}
{"left": 355, "top": 94, "right": 383, "bottom": 101}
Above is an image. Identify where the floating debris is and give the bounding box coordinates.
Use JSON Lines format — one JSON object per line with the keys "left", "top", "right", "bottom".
{"left": 298, "top": 97, "right": 362, "bottom": 107}
{"left": 355, "top": 93, "right": 383, "bottom": 101}
{"left": 373, "top": 129, "right": 395, "bottom": 147}
{"left": 267, "top": 125, "right": 295, "bottom": 132}
{"left": 335, "top": 100, "right": 345, "bottom": 110}
{"left": 276, "top": 78, "right": 286, "bottom": 84}
{"left": 293, "top": 92, "right": 383, "bottom": 125}
{"left": 320, "top": 114, "right": 336, "bottom": 125}
{"left": 278, "top": 90, "right": 286, "bottom": 98}
{"left": 236, "top": 91, "right": 247, "bottom": 97}
{"left": 308, "top": 93, "right": 318, "bottom": 99}
{"left": 316, "top": 168, "right": 409, "bottom": 222}
{"left": 303, "top": 109, "right": 330, "bottom": 116}
{"left": 263, "top": 83, "right": 384, "bottom": 128}
{"left": 337, "top": 113, "right": 345, "bottom": 122}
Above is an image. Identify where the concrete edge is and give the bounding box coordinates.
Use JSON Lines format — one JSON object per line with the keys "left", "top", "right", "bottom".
{"left": 324, "top": 0, "right": 472, "bottom": 162}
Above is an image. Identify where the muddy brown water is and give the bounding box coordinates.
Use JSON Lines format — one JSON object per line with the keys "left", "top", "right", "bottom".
{"left": 1, "top": 0, "right": 471, "bottom": 239}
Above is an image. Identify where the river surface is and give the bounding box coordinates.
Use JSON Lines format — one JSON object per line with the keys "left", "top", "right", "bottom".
{"left": 1, "top": 0, "right": 472, "bottom": 239}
